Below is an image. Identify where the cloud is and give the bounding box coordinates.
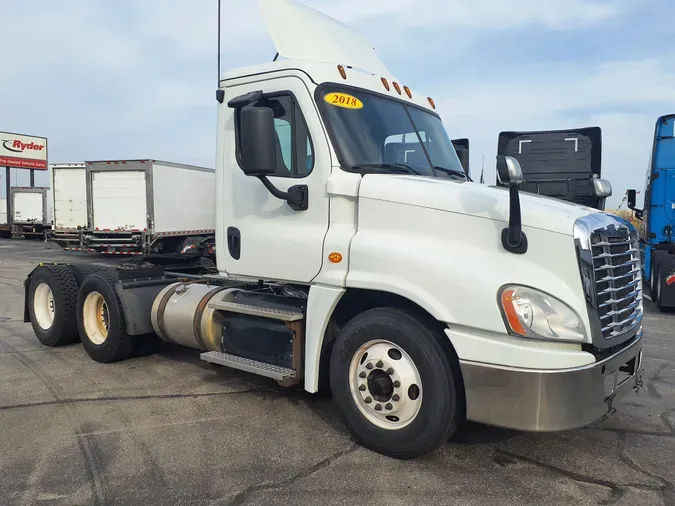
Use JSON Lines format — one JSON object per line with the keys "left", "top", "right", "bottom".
{"left": 428, "top": 56, "right": 675, "bottom": 205}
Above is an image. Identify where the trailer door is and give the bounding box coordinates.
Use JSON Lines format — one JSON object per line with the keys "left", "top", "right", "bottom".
{"left": 92, "top": 171, "right": 147, "bottom": 231}
{"left": 54, "top": 168, "right": 87, "bottom": 229}
{"left": 13, "top": 192, "right": 44, "bottom": 223}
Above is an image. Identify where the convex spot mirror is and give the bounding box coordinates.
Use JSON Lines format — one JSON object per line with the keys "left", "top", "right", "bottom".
{"left": 592, "top": 178, "right": 612, "bottom": 198}
{"left": 496, "top": 156, "right": 524, "bottom": 185}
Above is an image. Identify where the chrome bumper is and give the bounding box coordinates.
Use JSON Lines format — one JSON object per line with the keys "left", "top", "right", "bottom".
{"left": 459, "top": 333, "right": 643, "bottom": 431}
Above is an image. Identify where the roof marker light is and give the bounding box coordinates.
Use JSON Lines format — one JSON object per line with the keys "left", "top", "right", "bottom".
{"left": 381, "top": 78, "right": 390, "bottom": 91}
{"left": 427, "top": 97, "right": 436, "bottom": 109}
{"left": 337, "top": 65, "right": 347, "bottom": 80}
{"left": 403, "top": 86, "right": 412, "bottom": 99}
{"left": 392, "top": 82, "right": 402, "bottom": 95}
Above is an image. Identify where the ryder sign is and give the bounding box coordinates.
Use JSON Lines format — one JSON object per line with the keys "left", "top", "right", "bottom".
{"left": 0, "top": 131, "right": 48, "bottom": 170}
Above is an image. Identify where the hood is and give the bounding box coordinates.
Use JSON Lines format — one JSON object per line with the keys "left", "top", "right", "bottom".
{"left": 257, "top": 0, "right": 392, "bottom": 77}
{"left": 358, "top": 175, "right": 597, "bottom": 236}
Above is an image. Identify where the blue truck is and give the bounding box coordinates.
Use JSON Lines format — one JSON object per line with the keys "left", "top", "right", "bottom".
{"left": 627, "top": 113, "right": 675, "bottom": 311}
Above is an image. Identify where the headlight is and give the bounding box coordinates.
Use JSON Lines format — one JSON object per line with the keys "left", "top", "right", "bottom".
{"left": 498, "top": 285, "right": 587, "bottom": 342}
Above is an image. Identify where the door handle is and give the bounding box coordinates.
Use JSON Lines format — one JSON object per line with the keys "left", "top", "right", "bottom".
{"left": 227, "top": 227, "right": 241, "bottom": 260}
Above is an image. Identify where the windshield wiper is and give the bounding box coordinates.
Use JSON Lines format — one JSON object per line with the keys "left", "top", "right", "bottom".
{"left": 433, "top": 165, "right": 471, "bottom": 181}
{"left": 351, "top": 163, "right": 422, "bottom": 175}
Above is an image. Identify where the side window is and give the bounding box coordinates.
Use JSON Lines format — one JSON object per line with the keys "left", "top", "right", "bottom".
{"left": 237, "top": 93, "right": 314, "bottom": 178}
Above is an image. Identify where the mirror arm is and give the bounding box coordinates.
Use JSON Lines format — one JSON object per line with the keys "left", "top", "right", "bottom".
{"left": 257, "top": 176, "right": 309, "bottom": 211}
{"left": 502, "top": 184, "right": 528, "bottom": 254}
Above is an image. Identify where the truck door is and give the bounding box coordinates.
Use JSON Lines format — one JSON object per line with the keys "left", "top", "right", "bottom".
{"left": 221, "top": 76, "right": 330, "bottom": 283}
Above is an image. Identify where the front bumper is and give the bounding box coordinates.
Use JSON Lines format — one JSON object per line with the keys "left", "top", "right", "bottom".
{"left": 459, "top": 331, "right": 643, "bottom": 431}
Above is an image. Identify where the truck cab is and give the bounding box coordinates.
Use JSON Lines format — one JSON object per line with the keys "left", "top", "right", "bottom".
{"left": 23, "top": 0, "right": 644, "bottom": 459}
{"left": 627, "top": 113, "right": 675, "bottom": 310}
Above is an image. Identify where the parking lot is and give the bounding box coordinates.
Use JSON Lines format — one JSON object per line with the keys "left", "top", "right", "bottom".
{"left": 0, "top": 239, "right": 673, "bottom": 506}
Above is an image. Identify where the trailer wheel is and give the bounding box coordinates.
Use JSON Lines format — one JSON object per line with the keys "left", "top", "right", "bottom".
{"left": 27, "top": 265, "right": 80, "bottom": 346}
{"left": 330, "top": 307, "right": 462, "bottom": 459}
{"left": 650, "top": 251, "right": 668, "bottom": 298}
{"left": 76, "top": 271, "right": 133, "bottom": 363}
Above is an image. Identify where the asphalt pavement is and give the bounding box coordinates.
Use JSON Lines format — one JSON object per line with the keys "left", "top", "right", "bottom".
{"left": 1, "top": 238, "right": 674, "bottom": 506}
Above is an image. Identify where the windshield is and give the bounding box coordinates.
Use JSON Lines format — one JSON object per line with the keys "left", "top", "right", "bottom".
{"left": 317, "top": 86, "right": 465, "bottom": 178}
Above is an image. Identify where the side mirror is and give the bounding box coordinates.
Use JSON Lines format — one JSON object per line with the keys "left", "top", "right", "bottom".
{"left": 239, "top": 106, "right": 277, "bottom": 177}
{"left": 495, "top": 155, "right": 527, "bottom": 254}
{"left": 592, "top": 178, "right": 612, "bottom": 198}
{"left": 496, "top": 156, "right": 524, "bottom": 186}
{"left": 626, "top": 189, "right": 637, "bottom": 210}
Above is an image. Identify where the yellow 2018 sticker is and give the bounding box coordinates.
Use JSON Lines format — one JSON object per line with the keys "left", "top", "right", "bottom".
{"left": 324, "top": 92, "right": 363, "bottom": 109}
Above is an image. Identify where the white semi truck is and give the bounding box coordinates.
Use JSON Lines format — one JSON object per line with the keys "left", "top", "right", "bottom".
{"left": 22, "top": 0, "right": 643, "bottom": 458}
{"left": 10, "top": 186, "right": 52, "bottom": 239}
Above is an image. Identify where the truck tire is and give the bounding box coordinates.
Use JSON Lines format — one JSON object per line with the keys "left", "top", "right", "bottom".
{"left": 68, "top": 263, "right": 114, "bottom": 285}
{"left": 76, "top": 270, "right": 133, "bottom": 363}
{"left": 650, "top": 251, "right": 669, "bottom": 298}
{"left": 655, "top": 256, "right": 675, "bottom": 311}
{"left": 27, "top": 265, "right": 80, "bottom": 347}
{"left": 329, "top": 307, "right": 462, "bottom": 459}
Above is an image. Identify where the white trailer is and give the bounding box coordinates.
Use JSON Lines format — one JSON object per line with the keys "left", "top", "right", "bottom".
{"left": 74, "top": 159, "right": 215, "bottom": 255}
{"left": 48, "top": 163, "right": 88, "bottom": 247}
{"left": 0, "top": 197, "right": 8, "bottom": 238}
{"left": 23, "top": 0, "right": 642, "bottom": 459}
{"left": 11, "top": 187, "right": 51, "bottom": 239}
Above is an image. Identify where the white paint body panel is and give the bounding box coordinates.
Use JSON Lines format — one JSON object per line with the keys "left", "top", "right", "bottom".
{"left": 52, "top": 165, "right": 87, "bottom": 229}
{"left": 12, "top": 191, "right": 45, "bottom": 223}
{"left": 258, "top": 0, "right": 392, "bottom": 76}
{"left": 152, "top": 163, "right": 215, "bottom": 234}
{"left": 0, "top": 198, "right": 7, "bottom": 225}
{"left": 91, "top": 171, "right": 147, "bottom": 231}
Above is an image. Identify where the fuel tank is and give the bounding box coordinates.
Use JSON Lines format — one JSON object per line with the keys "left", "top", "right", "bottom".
{"left": 151, "top": 282, "right": 237, "bottom": 351}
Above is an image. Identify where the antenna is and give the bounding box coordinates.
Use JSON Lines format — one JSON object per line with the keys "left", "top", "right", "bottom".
{"left": 217, "top": 0, "right": 221, "bottom": 84}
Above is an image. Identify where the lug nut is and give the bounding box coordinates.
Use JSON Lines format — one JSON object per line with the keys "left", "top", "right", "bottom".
{"left": 366, "top": 363, "right": 373, "bottom": 370}
{"left": 376, "top": 360, "right": 383, "bottom": 368}
{"left": 386, "top": 368, "right": 394, "bottom": 375}
{"left": 385, "top": 403, "right": 393, "bottom": 410}
{"left": 359, "top": 371, "right": 367, "bottom": 378}
{"left": 392, "top": 394, "right": 400, "bottom": 401}
{"left": 393, "top": 380, "right": 400, "bottom": 388}
{"left": 359, "top": 384, "right": 366, "bottom": 391}
{"left": 365, "top": 397, "right": 372, "bottom": 404}
{"left": 374, "top": 404, "right": 382, "bottom": 411}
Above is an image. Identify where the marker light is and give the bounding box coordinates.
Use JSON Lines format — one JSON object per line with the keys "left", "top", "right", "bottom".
{"left": 403, "top": 86, "right": 412, "bottom": 98}
{"left": 392, "top": 82, "right": 402, "bottom": 95}
{"left": 337, "top": 65, "right": 347, "bottom": 79}
{"left": 381, "top": 78, "right": 390, "bottom": 91}
{"left": 427, "top": 97, "right": 436, "bottom": 109}
{"left": 499, "top": 286, "right": 587, "bottom": 342}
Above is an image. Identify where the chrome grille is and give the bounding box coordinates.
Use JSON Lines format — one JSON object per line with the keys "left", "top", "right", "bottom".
{"left": 575, "top": 215, "right": 643, "bottom": 341}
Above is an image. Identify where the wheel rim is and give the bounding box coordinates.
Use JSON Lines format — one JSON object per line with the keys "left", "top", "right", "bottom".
{"left": 33, "top": 282, "right": 55, "bottom": 330}
{"left": 349, "top": 339, "right": 422, "bottom": 430}
{"left": 82, "top": 291, "right": 110, "bottom": 345}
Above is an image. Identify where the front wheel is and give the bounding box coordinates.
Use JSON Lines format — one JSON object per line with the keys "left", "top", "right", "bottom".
{"left": 330, "top": 307, "right": 463, "bottom": 459}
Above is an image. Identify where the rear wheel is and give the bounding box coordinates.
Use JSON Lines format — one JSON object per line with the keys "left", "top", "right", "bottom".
{"left": 330, "top": 307, "right": 462, "bottom": 459}
{"left": 27, "top": 265, "right": 79, "bottom": 346}
{"left": 655, "top": 255, "right": 675, "bottom": 311}
{"left": 77, "top": 271, "right": 133, "bottom": 363}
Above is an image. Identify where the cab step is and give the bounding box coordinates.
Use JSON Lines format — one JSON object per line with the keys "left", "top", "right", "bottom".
{"left": 207, "top": 300, "right": 303, "bottom": 321}
{"left": 200, "top": 351, "right": 296, "bottom": 382}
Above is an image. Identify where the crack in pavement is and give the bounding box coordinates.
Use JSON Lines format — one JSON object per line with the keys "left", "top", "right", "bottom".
{"left": 0, "top": 389, "right": 270, "bottom": 412}
{"left": 646, "top": 362, "right": 670, "bottom": 399}
{"left": 616, "top": 432, "right": 675, "bottom": 505}
{"left": 218, "top": 443, "right": 360, "bottom": 505}
{"left": 587, "top": 426, "right": 675, "bottom": 439}
{"left": 494, "top": 449, "right": 625, "bottom": 505}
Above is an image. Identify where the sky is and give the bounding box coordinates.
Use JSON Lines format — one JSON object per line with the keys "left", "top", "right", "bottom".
{"left": 1, "top": 0, "right": 674, "bottom": 208}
